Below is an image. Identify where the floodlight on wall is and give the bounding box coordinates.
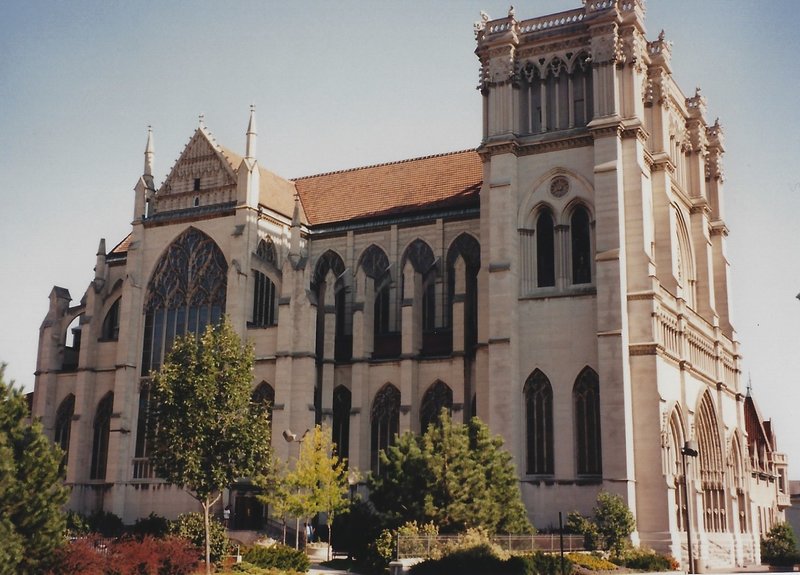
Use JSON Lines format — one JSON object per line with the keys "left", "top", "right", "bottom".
{"left": 282, "top": 429, "right": 297, "bottom": 443}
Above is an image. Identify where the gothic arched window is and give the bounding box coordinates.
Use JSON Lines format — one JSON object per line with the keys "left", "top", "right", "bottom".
{"left": 90, "top": 392, "right": 113, "bottom": 480}
{"left": 697, "top": 393, "right": 727, "bottom": 532}
{"left": 141, "top": 228, "right": 227, "bottom": 375}
{"left": 54, "top": 394, "right": 75, "bottom": 466}
{"left": 571, "top": 206, "right": 592, "bottom": 285}
{"left": 371, "top": 384, "right": 400, "bottom": 474}
{"left": 447, "top": 233, "right": 480, "bottom": 353}
{"left": 524, "top": 370, "right": 553, "bottom": 475}
{"left": 359, "top": 245, "right": 398, "bottom": 359}
{"left": 252, "top": 271, "right": 277, "bottom": 327}
{"left": 574, "top": 367, "right": 601, "bottom": 476}
{"left": 420, "top": 381, "right": 453, "bottom": 434}
{"left": 252, "top": 381, "right": 275, "bottom": 431}
{"left": 333, "top": 386, "right": 352, "bottom": 462}
{"left": 101, "top": 298, "right": 121, "bottom": 341}
{"left": 537, "top": 209, "right": 556, "bottom": 288}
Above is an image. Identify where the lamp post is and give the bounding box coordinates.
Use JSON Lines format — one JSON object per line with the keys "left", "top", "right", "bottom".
{"left": 681, "top": 440, "right": 699, "bottom": 574}
{"left": 283, "top": 428, "right": 309, "bottom": 550}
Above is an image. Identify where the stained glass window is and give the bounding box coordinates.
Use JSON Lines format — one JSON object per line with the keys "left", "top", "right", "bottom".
{"left": 141, "top": 228, "right": 227, "bottom": 375}
{"left": 371, "top": 384, "right": 400, "bottom": 474}
{"left": 524, "top": 370, "right": 553, "bottom": 475}
{"left": 420, "top": 381, "right": 453, "bottom": 433}
{"left": 574, "top": 367, "right": 601, "bottom": 476}
{"left": 90, "top": 392, "right": 113, "bottom": 480}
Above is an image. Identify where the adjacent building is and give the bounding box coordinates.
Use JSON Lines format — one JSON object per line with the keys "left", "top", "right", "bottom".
{"left": 33, "top": 0, "right": 789, "bottom": 569}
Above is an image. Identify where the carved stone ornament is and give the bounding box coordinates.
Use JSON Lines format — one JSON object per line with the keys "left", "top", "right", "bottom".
{"left": 550, "top": 176, "right": 570, "bottom": 198}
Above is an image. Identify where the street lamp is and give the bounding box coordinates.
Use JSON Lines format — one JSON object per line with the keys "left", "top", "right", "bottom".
{"left": 681, "top": 440, "right": 699, "bottom": 574}
{"left": 283, "top": 428, "right": 309, "bottom": 550}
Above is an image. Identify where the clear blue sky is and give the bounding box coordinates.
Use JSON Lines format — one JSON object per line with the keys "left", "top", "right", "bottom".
{"left": 1, "top": 1, "right": 799, "bottom": 476}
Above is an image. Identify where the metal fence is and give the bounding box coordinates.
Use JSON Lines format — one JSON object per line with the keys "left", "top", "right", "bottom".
{"left": 396, "top": 534, "right": 585, "bottom": 559}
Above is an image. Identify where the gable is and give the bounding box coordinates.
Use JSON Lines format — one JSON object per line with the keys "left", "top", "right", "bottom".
{"left": 151, "top": 128, "right": 239, "bottom": 215}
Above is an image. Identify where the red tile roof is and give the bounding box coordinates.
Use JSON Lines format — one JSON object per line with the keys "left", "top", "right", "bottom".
{"left": 294, "top": 150, "right": 482, "bottom": 225}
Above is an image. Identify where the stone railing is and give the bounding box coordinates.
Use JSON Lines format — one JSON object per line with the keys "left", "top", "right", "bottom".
{"left": 517, "top": 9, "right": 586, "bottom": 34}
{"left": 132, "top": 457, "right": 156, "bottom": 480}
{"left": 653, "top": 289, "right": 739, "bottom": 388}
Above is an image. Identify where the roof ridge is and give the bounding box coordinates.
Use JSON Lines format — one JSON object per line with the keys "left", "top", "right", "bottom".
{"left": 292, "top": 148, "right": 478, "bottom": 181}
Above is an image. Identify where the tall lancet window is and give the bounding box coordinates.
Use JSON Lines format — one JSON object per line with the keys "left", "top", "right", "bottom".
{"left": 537, "top": 209, "right": 556, "bottom": 288}
{"left": 141, "top": 227, "right": 228, "bottom": 375}
{"left": 54, "top": 394, "right": 75, "bottom": 467}
{"left": 524, "top": 370, "right": 553, "bottom": 475}
{"left": 333, "top": 386, "right": 352, "bottom": 463}
{"left": 371, "top": 383, "right": 400, "bottom": 474}
{"left": 420, "top": 381, "right": 453, "bottom": 434}
{"left": 571, "top": 205, "right": 592, "bottom": 285}
{"left": 90, "top": 392, "right": 113, "bottom": 480}
{"left": 574, "top": 367, "right": 602, "bottom": 476}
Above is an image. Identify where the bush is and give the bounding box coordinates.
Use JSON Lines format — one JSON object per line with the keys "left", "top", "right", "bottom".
{"left": 761, "top": 523, "right": 800, "bottom": 566}
{"left": 87, "top": 510, "right": 125, "bottom": 538}
{"left": 410, "top": 545, "right": 529, "bottom": 575}
{"left": 65, "top": 510, "right": 90, "bottom": 537}
{"left": 524, "top": 551, "right": 573, "bottom": 575}
{"left": 46, "top": 535, "right": 200, "bottom": 575}
{"left": 612, "top": 548, "right": 677, "bottom": 572}
{"left": 47, "top": 536, "right": 107, "bottom": 575}
{"left": 109, "top": 536, "right": 201, "bottom": 575}
{"left": 130, "top": 513, "right": 170, "bottom": 539}
{"left": 231, "top": 561, "right": 305, "bottom": 575}
{"left": 565, "top": 512, "right": 600, "bottom": 551}
{"left": 330, "top": 498, "right": 383, "bottom": 563}
{"left": 243, "top": 544, "right": 310, "bottom": 572}
{"left": 566, "top": 552, "right": 617, "bottom": 571}
{"left": 169, "top": 512, "right": 229, "bottom": 564}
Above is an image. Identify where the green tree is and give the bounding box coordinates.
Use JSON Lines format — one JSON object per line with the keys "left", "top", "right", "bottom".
{"left": 0, "top": 362, "right": 69, "bottom": 575}
{"left": 370, "top": 410, "right": 532, "bottom": 534}
{"left": 593, "top": 491, "right": 636, "bottom": 557}
{"left": 148, "top": 319, "right": 272, "bottom": 574}
{"left": 761, "top": 522, "right": 800, "bottom": 566}
{"left": 285, "top": 425, "right": 351, "bottom": 558}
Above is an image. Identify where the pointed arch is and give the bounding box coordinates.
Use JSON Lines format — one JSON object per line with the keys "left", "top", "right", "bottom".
{"left": 420, "top": 380, "right": 453, "bottom": 434}
{"left": 536, "top": 207, "right": 556, "bottom": 288}
{"left": 730, "top": 431, "right": 748, "bottom": 533}
{"left": 696, "top": 392, "right": 727, "bottom": 532}
{"left": 333, "top": 385, "right": 352, "bottom": 462}
{"left": 252, "top": 381, "right": 275, "bottom": 430}
{"left": 101, "top": 297, "right": 121, "bottom": 341}
{"left": 674, "top": 209, "right": 696, "bottom": 307}
{"left": 371, "top": 383, "right": 400, "bottom": 474}
{"left": 90, "top": 392, "right": 114, "bottom": 480}
{"left": 359, "top": 244, "right": 399, "bottom": 359}
{"left": 54, "top": 393, "right": 75, "bottom": 466}
{"left": 446, "top": 233, "right": 480, "bottom": 353}
{"left": 574, "top": 367, "right": 602, "bottom": 476}
{"left": 312, "top": 250, "right": 351, "bottom": 362}
{"left": 524, "top": 369, "right": 554, "bottom": 475}
{"left": 141, "top": 227, "right": 227, "bottom": 375}
{"left": 665, "top": 406, "right": 688, "bottom": 531}
{"left": 569, "top": 203, "right": 592, "bottom": 285}
{"left": 255, "top": 236, "right": 277, "bottom": 266}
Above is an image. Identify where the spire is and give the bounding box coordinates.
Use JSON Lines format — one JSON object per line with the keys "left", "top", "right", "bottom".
{"left": 245, "top": 104, "right": 257, "bottom": 160}
{"left": 289, "top": 193, "right": 302, "bottom": 260}
{"left": 144, "top": 126, "right": 154, "bottom": 177}
{"left": 94, "top": 238, "right": 107, "bottom": 291}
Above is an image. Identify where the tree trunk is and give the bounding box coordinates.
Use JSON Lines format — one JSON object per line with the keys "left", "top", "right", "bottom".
{"left": 328, "top": 517, "right": 333, "bottom": 561}
{"left": 203, "top": 497, "right": 212, "bottom": 575}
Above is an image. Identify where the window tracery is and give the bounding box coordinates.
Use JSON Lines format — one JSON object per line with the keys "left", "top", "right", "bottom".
{"left": 90, "top": 392, "right": 113, "bottom": 480}
{"left": 371, "top": 383, "right": 400, "bottom": 474}
{"left": 524, "top": 370, "right": 554, "bottom": 475}
{"left": 141, "top": 228, "right": 227, "bottom": 375}
{"left": 54, "top": 394, "right": 75, "bottom": 467}
{"left": 574, "top": 367, "right": 602, "bottom": 476}
{"left": 420, "top": 380, "right": 453, "bottom": 434}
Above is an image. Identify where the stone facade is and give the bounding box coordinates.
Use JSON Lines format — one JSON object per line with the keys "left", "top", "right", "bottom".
{"left": 33, "top": 1, "right": 788, "bottom": 570}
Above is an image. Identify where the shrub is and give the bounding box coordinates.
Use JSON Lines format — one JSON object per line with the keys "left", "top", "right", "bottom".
{"left": 410, "top": 545, "right": 529, "bottom": 575}
{"left": 524, "top": 551, "right": 573, "bottom": 575}
{"left": 87, "top": 510, "right": 125, "bottom": 538}
{"left": 329, "top": 498, "right": 383, "bottom": 564}
{"left": 612, "top": 548, "right": 677, "bottom": 572}
{"left": 109, "top": 536, "right": 200, "bottom": 575}
{"left": 243, "top": 544, "right": 310, "bottom": 572}
{"left": 761, "top": 523, "right": 800, "bottom": 566}
{"left": 47, "top": 535, "right": 200, "bottom": 575}
{"left": 47, "top": 536, "right": 107, "bottom": 575}
{"left": 565, "top": 512, "right": 599, "bottom": 551}
{"left": 232, "top": 562, "right": 305, "bottom": 575}
{"left": 170, "top": 512, "right": 229, "bottom": 564}
{"left": 130, "top": 513, "right": 170, "bottom": 539}
{"left": 566, "top": 552, "right": 617, "bottom": 571}
{"left": 65, "top": 510, "right": 90, "bottom": 537}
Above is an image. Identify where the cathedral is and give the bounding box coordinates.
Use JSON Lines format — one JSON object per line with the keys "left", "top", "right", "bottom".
{"left": 33, "top": 0, "right": 789, "bottom": 570}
